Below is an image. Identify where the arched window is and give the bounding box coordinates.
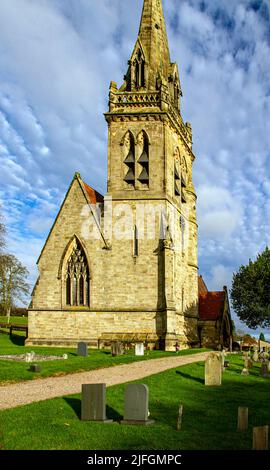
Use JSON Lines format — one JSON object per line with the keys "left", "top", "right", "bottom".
{"left": 181, "top": 156, "right": 188, "bottom": 204}
{"left": 137, "top": 130, "right": 149, "bottom": 187}
{"left": 174, "top": 148, "right": 181, "bottom": 198}
{"left": 134, "top": 49, "right": 145, "bottom": 89}
{"left": 123, "top": 131, "right": 135, "bottom": 188}
{"left": 65, "top": 239, "right": 90, "bottom": 307}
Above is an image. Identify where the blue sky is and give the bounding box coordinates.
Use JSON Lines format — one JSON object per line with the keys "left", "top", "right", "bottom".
{"left": 0, "top": 0, "right": 270, "bottom": 335}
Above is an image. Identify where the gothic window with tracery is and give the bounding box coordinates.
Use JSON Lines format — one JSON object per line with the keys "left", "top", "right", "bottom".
{"left": 65, "top": 240, "right": 90, "bottom": 307}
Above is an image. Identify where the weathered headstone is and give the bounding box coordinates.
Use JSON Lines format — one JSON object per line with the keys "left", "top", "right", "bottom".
{"left": 135, "top": 343, "right": 144, "bottom": 356}
{"left": 29, "top": 364, "right": 41, "bottom": 373}
{"left": 260, "top": 362, "right": 269, "bottom": 378}
{"left": 81, "top": 383, "right": 112, "bottom": 423}
{"left": 77, "top": 342, "right": 88, "bottom": 357}
{"left": 224, "top": 360, "right": 229, "bottom": 368}
{"left": 253, "top": 425, "right": 268, "bottom": 450}
{"left": 241, "top": 356, "right": 249, "bottom": 375}
{"left": 247, "top": 358, "right": 253, "bottom": 369}
{"left": 111, "top": 341, "right": 123, "bottom": 357}
{"left": 121, "top": 384, "right": 155, "bottom": 425}
{"left": 205, "top": 352, "right": 222, "bottom": 386}
{"left": 259, "top": 350, "right": 269, "bottom": 363}
{"left": 253, "top": 347, "right": 259, "bottom": 362}
{"left": 25, "top": 352, "right": 34, "bottom": 363}
{"left": 237, "top": 407, "right": 248, "bottom": 431}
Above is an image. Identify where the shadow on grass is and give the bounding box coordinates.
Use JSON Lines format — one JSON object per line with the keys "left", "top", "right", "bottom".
{"left": 63, "top": 397, "right": 122, "bottom": 422}
{"left": 106, "top": 405, "right": 122, "bottom": 422}
{"left": 67, "top": 351, "right": 112, "bottom": 357}
{"left": 64, "top": 397, "right": 81, "bottom": 418}
{"left": 176, "top": 370, "right": 204, "bottom": 384}
{"left": 10, "top": 335, "right": 26, "bottom": 347}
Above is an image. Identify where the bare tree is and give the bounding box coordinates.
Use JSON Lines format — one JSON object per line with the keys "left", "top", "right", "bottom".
{"left": 0, "top": 254, "right": 30, "bottom": 323}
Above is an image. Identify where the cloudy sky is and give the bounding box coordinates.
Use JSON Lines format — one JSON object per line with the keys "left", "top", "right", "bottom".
{"left": 0, "top": 0, "right": 269, "bottom": 334}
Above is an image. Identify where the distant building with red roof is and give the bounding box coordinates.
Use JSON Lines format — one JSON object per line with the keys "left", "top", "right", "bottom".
{"left": 198, "top": 275, "right": 233, "bottom": 349}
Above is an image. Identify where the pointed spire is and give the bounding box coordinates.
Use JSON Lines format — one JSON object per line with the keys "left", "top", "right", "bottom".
{"left": 128, "top": 0, "right": 172, "bottom": 91}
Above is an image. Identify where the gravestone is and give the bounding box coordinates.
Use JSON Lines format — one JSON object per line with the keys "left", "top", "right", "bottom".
{"left": 135, "top": 343, "right": 144, "bottom": 356}
{"left": 253, "top": 347, "right": 259, "bottom": 362}
{"left": 77, "top": 342, "right": 88, "bottom": 357}
{"left": 62, "top": 353, "right": 68, "bottom": 360}
{"left": 253, "top": 425, "right": 268, "bottom": 450}
{"left": 224, "top": 360, "right": 229, "bottom": 368}
{"left": 29, "top": 364, "right": 41, "bottom": 373}
{"left": 205, "top": 352, "right": 222, "bottom": 386}
{"left": 25, "top": 352, "right": 34, "bottom": 363}
{"left": 81, "top": 383, "right": 112, "bottom": 423}
{"left": 237, "top": 407, "right": 248, "bottom": 431}
{"left": 259, "top": 350, "right": 269, "bottom": 363}
{"left": 247, "top": 358, "right": 253, "bottom": 369}
{"left": 121, "top": 384, "right": 155, "bottom": 425}
{"left": 260, "top": 362, "right": 269, "bottom": 378}
{"left": 241, "top": 356, "right": 249, "bottom": 376}
{"left": 111, "top": 342, "right": 123, "bottom": 357}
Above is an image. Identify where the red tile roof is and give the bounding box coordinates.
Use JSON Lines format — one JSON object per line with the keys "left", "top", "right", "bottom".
{"left": 199, "top": 291, "right": 225, "bottom": 321}
{"left": 83, "top": 182, "right": 104, "bottom": 204}
{"left": 198, "top": 275, "right": 208, "bottom": 295}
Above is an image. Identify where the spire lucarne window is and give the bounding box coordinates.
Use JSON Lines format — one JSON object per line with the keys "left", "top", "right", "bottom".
{"left": 65, "top": 240, "right": 90, "bottom": 306}
{"left": 134, "top": 48, "right": 145, "bottom": 89}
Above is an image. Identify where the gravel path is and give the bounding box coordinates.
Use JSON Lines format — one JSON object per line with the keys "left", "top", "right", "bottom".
{"left": 0, "top": 352, "right": 208, "bottom": 411}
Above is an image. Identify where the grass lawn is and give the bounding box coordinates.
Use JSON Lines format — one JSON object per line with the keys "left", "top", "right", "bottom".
{"left": 0, "top": 354, "right": 269, "bottom": 450}
{"left": 0, "top": 316, "right": 28, "bottom": 325}
{"left": 0, "top": 334, "right": 207, "bottom": 384}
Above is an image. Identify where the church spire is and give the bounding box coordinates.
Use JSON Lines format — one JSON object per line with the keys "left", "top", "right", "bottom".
{"left": 108, "top": 0, "right": 186, "bottom": 125}
{"left": 125, "top": 0, "right": 172, "bottom": 92}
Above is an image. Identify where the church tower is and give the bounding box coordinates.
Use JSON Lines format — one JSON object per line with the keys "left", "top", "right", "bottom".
{"left": 27, "top": 0, "right": 199, "bottom": 350}
{"left": 104, "top": 0, "right": 199, "bottom": 349}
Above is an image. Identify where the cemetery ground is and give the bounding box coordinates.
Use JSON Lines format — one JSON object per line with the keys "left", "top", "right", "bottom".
{"left": 0, "top": 316, "right": 28, "bottom": 326}
{"left": 0, "top": 334, "right": 206, "bottom": 384}
{"left": 0, "top": 354, "right": 269, "bottom": 450}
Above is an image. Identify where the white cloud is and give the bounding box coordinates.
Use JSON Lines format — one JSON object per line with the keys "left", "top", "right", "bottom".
{"left": 197, "top": 186, "right": 242, "bottom": 239}
{"left": 0, "top": 0, "right": 269, "bottom": 334}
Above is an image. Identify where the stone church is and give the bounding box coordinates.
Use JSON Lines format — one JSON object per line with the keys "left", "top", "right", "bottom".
{"left": 27, "top": 0, "right": 232, "bottom": 350}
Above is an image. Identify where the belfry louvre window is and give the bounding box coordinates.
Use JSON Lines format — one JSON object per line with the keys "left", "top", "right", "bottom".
{"left": 174, "top": 165, "right": 180, "bottom": 197}
{"left": 137, "top": 130, "right": 149, "bottom": 187}
{"left": 123, "top": 131, "right": 135, "bottom": 188}
{"left": 65, "top": 240, "right": 89, "bottom": 306}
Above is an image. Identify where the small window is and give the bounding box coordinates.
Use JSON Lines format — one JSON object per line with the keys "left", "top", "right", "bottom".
{"left": 133, "top": 225, "right": 139, "bottom": 257}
